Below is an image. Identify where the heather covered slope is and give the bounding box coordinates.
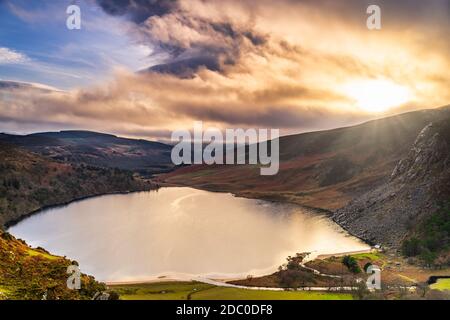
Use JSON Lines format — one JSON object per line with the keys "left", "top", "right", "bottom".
{"left": 0, "top": 142, "right": 154, "bottom": 228}
{"left": 163, "top": 106, "right": 450, "bottom": 211}
{"left": 0, "top": 230, "right": 108, "bottom": 300}
{"left": 0, "top": 130, "right": 174, "bottom": 176}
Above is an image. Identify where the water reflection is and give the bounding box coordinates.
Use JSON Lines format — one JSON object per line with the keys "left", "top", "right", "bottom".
{"left": 8, "top": 187, "right": 368, "bottom": 282}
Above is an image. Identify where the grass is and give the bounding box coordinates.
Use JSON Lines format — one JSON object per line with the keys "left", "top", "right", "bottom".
{"left": 26, "top": 248, "right": 59, "bottom": 261}
{"left": 0, "top": 285, "right": 11, "bottom": 299}
{"left": 110, "top": 281, "right": 353, "bottom": 300}
{"left": 351, "top": 252, "right": 382, "bottom": 261}
{"left": 1, "top": 231, "right": 107, "bottom": 300}
{"left": 111, "top": 282, "right": 215, "bottom": 300}
{"left": 191, "top": 287, "right": 353, "bottom": 300}
{"left": 430, "top": 279, "right": 450, "bottom": 291}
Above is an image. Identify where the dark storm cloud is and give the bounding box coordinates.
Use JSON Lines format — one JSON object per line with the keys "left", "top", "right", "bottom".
{"left": 95, "top": 0, "right": 177, "bottom": 23}
{"left": 144, "top": 29, "right": 267, "bottom": 77}
{"left": 97, "top": 0, "right": 449, "bottom": 29}
{"left": 145, "top": 56, "right": 221, "bottom": 78}
{"left": 96, "top": 0, "right": 268, "bottom": 76}
{"left": 148, "top": 21, "right": 267, "bottom": 75}
{"left": 95, "top": 0, "right": 449, "bottom": 78}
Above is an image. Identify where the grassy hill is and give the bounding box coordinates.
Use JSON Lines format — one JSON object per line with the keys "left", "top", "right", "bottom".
{"left": 0, "top": 230, "right": 108, "bottom": 300}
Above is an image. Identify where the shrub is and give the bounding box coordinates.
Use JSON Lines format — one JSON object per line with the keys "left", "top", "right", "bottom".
{"left": 342, "top": 255, "right": 361, "bottom": 273}
{"left": 402, "top": 237, "right": 421, "bottom": 257}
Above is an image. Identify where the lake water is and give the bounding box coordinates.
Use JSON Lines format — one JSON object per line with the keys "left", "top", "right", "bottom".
{"left": 8, "top": 187, "right": 368, "bottom": 282}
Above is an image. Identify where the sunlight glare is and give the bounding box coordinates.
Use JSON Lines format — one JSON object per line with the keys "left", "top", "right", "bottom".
{"left": 343, "top": 79, "right": 412, "bottom": 113}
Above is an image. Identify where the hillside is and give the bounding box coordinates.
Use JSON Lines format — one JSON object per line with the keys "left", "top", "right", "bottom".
{"left": 333, "top": 119, "right": 450, "bottom": 252}
{"left": 0, "top": 130, "right": 174, "bottom": 177}
{"left": 162, "top": 106, "right": 450, "bottom": 211}
{"left": 0, "top": 230, "right": 111, "bottom": 300}
{"left": 0, "top": 142, "right": 154, "bottom": 228}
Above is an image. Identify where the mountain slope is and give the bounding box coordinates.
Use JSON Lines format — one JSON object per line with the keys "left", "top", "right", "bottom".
{"left": 0, "top": 130, "right": 174, "bottom": 177}
{"left": 162, "top": 105, "right": 450, "bottom": 210}
{"left": 333, "top": 119, "right": 450, "bottom": 249}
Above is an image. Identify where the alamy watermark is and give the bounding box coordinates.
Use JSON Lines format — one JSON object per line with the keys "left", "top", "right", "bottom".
{"left": 171, "top": 122, "right": 280, "bottom": 176}
{"left": 66, "top": 5, "right": 81, "bottom": 30}
{"left": 366, "top": 264, "right": 381, "bottom": 290}
{"left": 367, "top": 5, "right": 382, "bottom": 30}
{"left": 66, "top": 264, "right": 81, "bottom": 290}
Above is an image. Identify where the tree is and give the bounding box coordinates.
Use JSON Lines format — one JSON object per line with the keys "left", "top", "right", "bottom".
{"left": 342, "top": 255, "right": 361, "bottom": 273}
{"left": 401, "top": 237, "right": 421, "bottom": 257}
{"left": 419, "top": 249, "right": 437, "bottom": 267}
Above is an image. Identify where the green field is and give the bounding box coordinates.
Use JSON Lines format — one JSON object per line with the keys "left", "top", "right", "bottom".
{"left": 430, "top": 279, "right": 450, "bottom": 291}
{"left": 110, "top": 282, "right": 214, "bottom": 300}
{"left": 351, "top": 252, "right": 383, "bottom": 261}
{"left": 26, "top": 248, "right": 59, "bottom": 261}
{"left": 110, "top": 281, "right": 353, "bottom": 300}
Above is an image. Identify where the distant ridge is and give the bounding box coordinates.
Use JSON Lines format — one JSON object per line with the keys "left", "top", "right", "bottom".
{"left": 0, "top": 130, "right": 174, "bottom": 176}
{"left": 33, "top": 130, "right": 117, "bottom": 139}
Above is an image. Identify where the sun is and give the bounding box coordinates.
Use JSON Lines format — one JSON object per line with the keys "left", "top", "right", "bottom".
{"left": 342, "top": 79, "right": 412, "bottom": 113}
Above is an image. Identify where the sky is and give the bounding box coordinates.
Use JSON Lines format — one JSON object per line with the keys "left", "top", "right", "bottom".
{"left": 0, "top": 0, "right": 449, "bottom": 140}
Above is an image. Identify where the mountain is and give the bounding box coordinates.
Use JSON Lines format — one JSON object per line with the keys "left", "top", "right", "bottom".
{"left": 333, "top": 119, "right": 450, "bottom": 249}
{"left": 0, "top": 142, "right": 154, "bottom": 228}
{"left": 162, "top": 105, "right": 450, "bottom": 211}
{"left": 0, "top": 130, "right": 174, "bottom": 177}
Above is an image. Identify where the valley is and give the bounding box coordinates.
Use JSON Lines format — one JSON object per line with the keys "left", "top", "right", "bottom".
{"left": 1, "top": 106, "right": 449, "bottom": 300}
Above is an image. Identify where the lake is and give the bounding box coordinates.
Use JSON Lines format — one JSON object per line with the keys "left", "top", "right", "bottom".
{"left": 8, "top": 187, "right": 369, "bottom": 282}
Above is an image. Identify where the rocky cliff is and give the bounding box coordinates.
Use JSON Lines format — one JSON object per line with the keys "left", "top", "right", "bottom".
{"left": 333, "top": 119, "right": 450, "bottom": 248}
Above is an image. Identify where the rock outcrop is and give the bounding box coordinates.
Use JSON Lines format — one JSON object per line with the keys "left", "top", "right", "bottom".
{"left": 333, "top": 119, "right": 450, "bottom": 248}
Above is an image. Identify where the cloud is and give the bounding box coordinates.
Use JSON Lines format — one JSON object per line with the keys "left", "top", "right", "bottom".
{"left": 0, "top": 80, "right": 58, "bottom": 92}
{"left": 1, "top": 0, "right": 449, "bottom": 139}
{"left": 93, "top": 0, "right": 450, "bottom": 80}
{"left": 145, "top": 56, "right": 221, "bottom": 78}
{"left": 96, "top": 0, "right": 269, "bottom": 75}
{"left": 0, "top": 47, "right": 29, "bottom": 64}
{"left": 95, "top": 0, "right": 178, "bottom": 23}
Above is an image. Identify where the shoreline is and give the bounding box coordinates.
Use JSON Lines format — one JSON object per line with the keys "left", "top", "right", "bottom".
{"left": 104, "top": 248, "right": 374, "bottom": 287}
{"left": 158, "top": 181, "right": 334, "bottom": 215}
{"left": 5, "top": 183, "right": 376, "bottom": 290}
